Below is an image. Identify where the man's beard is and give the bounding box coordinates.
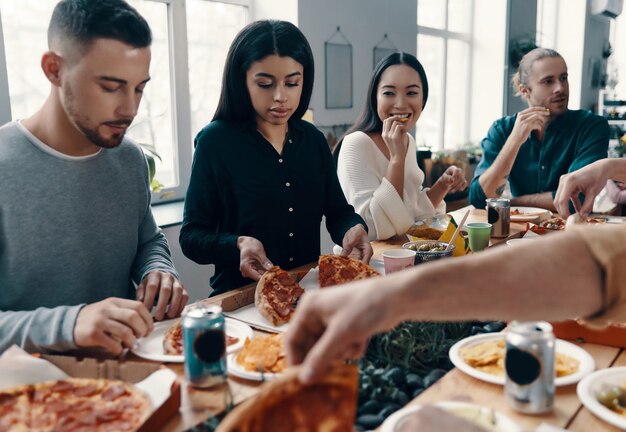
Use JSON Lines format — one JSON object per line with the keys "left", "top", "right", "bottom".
{"left": 63, "top": 85, "right": 129, "bottom": 149}
{"left": 76, "top": 122, "right": 125, "bottom": 149}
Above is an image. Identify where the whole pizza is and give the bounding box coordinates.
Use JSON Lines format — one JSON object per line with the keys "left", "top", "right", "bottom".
{"left": 0, "top": 378, "right": 151, "bottom": 431}
{"left": 318, "top": 255, "right": 380, "bottom": 288}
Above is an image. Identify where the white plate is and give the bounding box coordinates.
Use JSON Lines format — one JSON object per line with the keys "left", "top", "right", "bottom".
{"left": 577, "top": 367, "right": 626, "bottom": 430}
{"left": 510, "top": 206, "right": 551, "bottom": 222}
{"left": 381, "top": 401, "right": 522, "bottom": 432}
{"left": 132, "top": 317, "right": 253, "bottom": 363}
{"left": 449, "top": 332, "right": 595, "bottom": 386}
{"left": 226, "top": 353, "right": 283, "bottom": 381}
{"left": 223, "top": 268, "right": 320, "bottom": 333}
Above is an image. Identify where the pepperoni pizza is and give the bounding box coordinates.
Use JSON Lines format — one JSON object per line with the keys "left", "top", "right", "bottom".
{"left": 255, "top": 267, "right": 305, "bottom": 326}
{"left": 318, "top": 254, "right": 380, "bottom": 288}
{"left": 0, "top": 378, "right": 151, "bottom": 431}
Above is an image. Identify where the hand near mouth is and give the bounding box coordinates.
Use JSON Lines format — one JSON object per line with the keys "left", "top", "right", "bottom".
{"left": 509, "top": 106, "right": 551, "bottom": 145}
{"left": 381, "top": 114, "right": 410, "bottom": 161}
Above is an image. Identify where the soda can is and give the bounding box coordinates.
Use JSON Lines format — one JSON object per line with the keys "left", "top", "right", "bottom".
{"left": 505, "top": 321, "right": 555, "bottom": 414}
{"left": 486, "top": 198, "right": 510, "bottom": 238}
{"left": 182, "top": 304, "right": 227, "bottom": 388}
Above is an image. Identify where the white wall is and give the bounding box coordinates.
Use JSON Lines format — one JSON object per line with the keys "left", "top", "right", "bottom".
{"left": 162, "top": 224, "right": 214, "bottom": 302}
{"left": 0, "top": 10, "right": 11, "bottom": 125}
{"left": 298, "top": 0, "right": 417, "bottom": 128}
{"left": 251, "top": 0, "right": 297, "bottom": 22}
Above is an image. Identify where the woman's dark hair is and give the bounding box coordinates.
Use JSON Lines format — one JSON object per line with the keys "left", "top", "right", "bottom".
{"left": 335, "top": 52, "right": 428, "bottom": 159}
{"left": 48, "top": 0, "right": 151, "bottom": 52}
{"left": 213, "top": 20, "right": 314, "bottom": 123}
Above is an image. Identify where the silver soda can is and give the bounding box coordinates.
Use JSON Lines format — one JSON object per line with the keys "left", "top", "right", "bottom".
{"left": 486, "top": 198, "right": 510, "bottom": 238}
{"left": 182, "top": 304, "right": 227, "bottom": 388}
{"left": 505, "top": 321, "right": 555, "bottom": 414}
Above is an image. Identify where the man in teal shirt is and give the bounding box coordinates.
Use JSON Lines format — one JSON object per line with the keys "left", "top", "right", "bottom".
{"left": 469, "top": 48, "right": 608, "bottom": 210}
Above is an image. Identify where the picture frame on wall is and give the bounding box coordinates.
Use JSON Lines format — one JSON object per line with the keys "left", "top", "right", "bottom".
{"left": 373, "top": 34, "right": 398, "bottom": 69}
{"left": 325, "top": 27, "right": 353, "bottom": 109}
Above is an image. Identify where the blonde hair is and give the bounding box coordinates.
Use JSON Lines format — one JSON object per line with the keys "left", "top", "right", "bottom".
{"left": 511, "top": 48, "right": 562, "bottom": 96}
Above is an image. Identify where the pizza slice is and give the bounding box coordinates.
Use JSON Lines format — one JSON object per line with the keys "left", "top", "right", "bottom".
{"left": 318, "top": 255, "right": 380, "bottom": 288}
{"left": 163, "top": 320, "right": 184, "bottom": 355}
{"left": 216, "top": 363, "right": 359, "bottom": 432}
{"left": 255, "top": 266, "right": 305, "bottom": 326}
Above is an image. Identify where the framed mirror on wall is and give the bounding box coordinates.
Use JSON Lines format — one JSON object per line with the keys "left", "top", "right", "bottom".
{"left": 373, "top": 33, "right": 398, "bottom": 69}
{"left": 325, "top": 26, "right": 352, "bottom": 109}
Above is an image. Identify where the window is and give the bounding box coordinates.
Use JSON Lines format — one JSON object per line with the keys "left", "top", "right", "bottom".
{"left": 417, "top": 0, "right": 473, "bottom": 150}
{"left": 0, "top": 0, "right": 249, "bottom": 204}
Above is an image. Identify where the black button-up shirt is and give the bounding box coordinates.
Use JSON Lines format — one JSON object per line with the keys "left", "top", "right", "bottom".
{"left": 180, "top": 119, "right": 366, "bottom": 295}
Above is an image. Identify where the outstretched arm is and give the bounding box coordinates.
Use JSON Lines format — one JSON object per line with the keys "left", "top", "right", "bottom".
{"left": 287, "top": 229, "right": 604, "bottom": 383}
{"left": 555, "top": 158, "right": 626, "bottom": 216}
{"left": 511, "top": 191, "right": 556, "bottom": 211}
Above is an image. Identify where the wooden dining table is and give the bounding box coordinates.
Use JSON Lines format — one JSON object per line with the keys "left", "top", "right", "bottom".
{"left": 154, "top": 205, "right": 624, "bottom": 431}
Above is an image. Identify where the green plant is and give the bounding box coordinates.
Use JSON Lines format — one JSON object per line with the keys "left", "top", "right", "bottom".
{"left": 509, "top": 33, "right": 537, "bottom": 69}
{"left": 139, "top": 142, "right": 164, "bottom": 193}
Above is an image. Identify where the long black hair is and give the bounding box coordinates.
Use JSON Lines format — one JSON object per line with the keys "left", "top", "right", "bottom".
{"left": 335, "top": 52, "right": 428, "bottom": 159}
{"left": 212, "top": 20, "right": 314, "bottom": 123}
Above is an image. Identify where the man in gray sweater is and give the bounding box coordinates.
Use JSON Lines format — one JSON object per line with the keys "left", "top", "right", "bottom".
{"left": 0, "top": 0, "right": 188, "bottom": 355}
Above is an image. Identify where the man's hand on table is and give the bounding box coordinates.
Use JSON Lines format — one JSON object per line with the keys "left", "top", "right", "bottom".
{"left": 340, "top": 224, "right": 373, "bottom": 263}
{"left": 136, "top": 270, "right": 189, "bottom": 321}
{"left": 74, "top": 298, "right": 154, "bottom": 355}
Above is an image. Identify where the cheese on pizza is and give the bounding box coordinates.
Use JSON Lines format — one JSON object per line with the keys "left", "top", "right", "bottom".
{"left": 255, "top": 267, "right": 304, "bottom": 326}
{"left": 0, "top": 378, "right": 151, "bottom": 432}
{"left": 318, "top": 255, "right": 380, "bottom": 288}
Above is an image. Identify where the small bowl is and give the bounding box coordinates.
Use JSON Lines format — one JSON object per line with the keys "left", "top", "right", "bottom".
{"left": 402, "top": 240, "right": 455, "bottom": 264}
{"left": 406, "top": 214, "right": 450, "bottom": 241}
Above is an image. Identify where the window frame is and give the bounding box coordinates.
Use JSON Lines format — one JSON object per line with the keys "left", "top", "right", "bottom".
{"left": 0, "top": 0, "right": 251, "bottom": 205}
{"left": 417, "top": 0, "right": 474, "bottom": 150}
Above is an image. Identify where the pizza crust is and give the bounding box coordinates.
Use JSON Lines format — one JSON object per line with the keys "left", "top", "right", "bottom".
{"left": 255, "top": 267, "right": 304, "bottom": 326}
{"left": 163, "top": 319, "right": 183, "bottom": 355}
{"left": 216, "top": 363, "right": 358, "bottom": 432}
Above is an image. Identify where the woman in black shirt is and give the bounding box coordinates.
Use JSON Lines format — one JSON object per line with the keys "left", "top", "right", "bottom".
{"left": 180, "top": 20, "right": 371, "bottom": 295}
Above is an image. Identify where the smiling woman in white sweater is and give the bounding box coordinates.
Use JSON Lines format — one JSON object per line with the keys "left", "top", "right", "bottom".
{"left": 336, "top": 52, "right": 467, "bottom": 240}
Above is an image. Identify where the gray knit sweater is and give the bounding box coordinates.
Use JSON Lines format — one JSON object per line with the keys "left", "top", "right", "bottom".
{"left": 0, "top": 122, "right": 178, "bottom": 353}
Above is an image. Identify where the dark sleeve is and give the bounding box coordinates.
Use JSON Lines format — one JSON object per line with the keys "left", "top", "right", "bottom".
{"left": 567, "top": 115, "right": 609, "bottom": 176}
{"left": 179, "top": 129, "right": 240, "bottom": 266}
{"left": 550, "top": 115, "right": 609, "bottom": 206}
{"left": 319, "top": 132, "right": 368, "bottom": 244}
{"left": 468, "top": 120, "right": 509, "bottom": 208}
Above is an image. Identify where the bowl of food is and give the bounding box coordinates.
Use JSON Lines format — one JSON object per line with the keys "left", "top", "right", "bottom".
{"left": 406, "top": 214, "right": 450, "bottom": 241}
{"left": 402, "top": 240, "right": 455, "bottom": 264}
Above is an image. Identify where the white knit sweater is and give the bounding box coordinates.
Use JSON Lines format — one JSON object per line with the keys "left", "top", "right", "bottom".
{"left": 337, "top": 131, "right": 445, "bottom": 240}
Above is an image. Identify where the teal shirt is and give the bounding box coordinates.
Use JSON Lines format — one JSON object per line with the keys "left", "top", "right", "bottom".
{"left": 469, "top": 109, "right": 609, "bottom": 208}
